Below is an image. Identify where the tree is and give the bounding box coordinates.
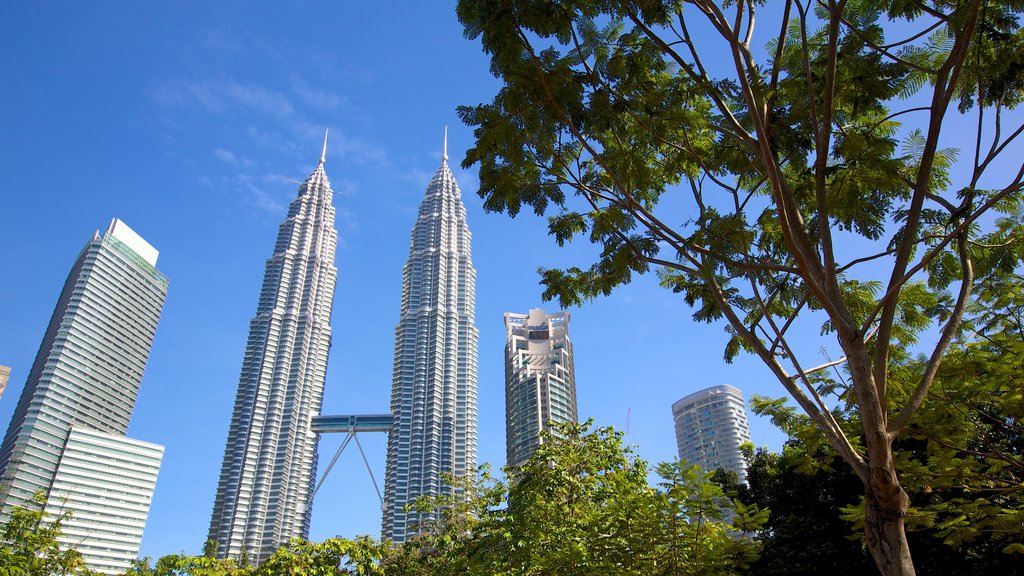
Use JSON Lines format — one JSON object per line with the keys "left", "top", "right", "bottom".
{"left": 890, "top": 271, "right": 1024, "bottom": 559}
{"left": 733, "top": 414, "right": 1023, "bottom": 576}
{"left": 494, "top": 422, "right": 663, "bottom": 575}
{"left": 393, "top": 421, "right": 764, "bottom": 576}
{"left": 657, "top": 460, "right": 766, "bottom": 576}
{"left": 731, "top": 443, "right": 880, "bottom": 576}
{"left": 127, "top": 537, "right": 385, "bottom": 576}
{"left": 123, "top": 553, "right": 251, "bottom": 576}
{"left": 254, "top": 537, "right": 384, "bottom": 576}
{"left": 0, "top": 493, "right": 98, "bottom": 576}
{"left": 455, "top": 0, "right": 1023, "bottom": 574}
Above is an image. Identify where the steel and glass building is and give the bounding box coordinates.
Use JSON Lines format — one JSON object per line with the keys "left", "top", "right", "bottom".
{"left": 671, "top": 384, "right": 752, "bottom": 484}
{"left": 45, "top": 426, "right": 164, "bottom": 574}
{"left": 0, "top": 218, "right": 168, "bottom": 573}
{"left": 208, "top": 137, "right": 338, "bottom": 562}
{"left": 382, "top": 140, "right": 478, "bottom": 542}
{"left": 503, "top": 309, "right": 576, "bottom": 469}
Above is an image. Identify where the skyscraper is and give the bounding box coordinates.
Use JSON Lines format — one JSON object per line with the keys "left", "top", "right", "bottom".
{"left": 0, "top": 218, "right": 168, "bottom": 573}
{"left": 208, "top": 135, "right": 338, "bottom": 562}
{"left": 45, "top": 426, "right": 164, "bottom": 574}
{"left": 382, "top": 136, "right": 478, "bottom": 542}
{"left": 503, "top": 309, "right": 576, "bottom": 469}
{"left": 671, "top": 384, "right": 752, "bottom": 484}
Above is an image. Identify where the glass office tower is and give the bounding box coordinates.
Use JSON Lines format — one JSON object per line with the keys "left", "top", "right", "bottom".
{"left": 0, "top": 218, "right": 167, "bottom": 511}
{"left": 0, "top": 219, "right": 168, "bottom": 574}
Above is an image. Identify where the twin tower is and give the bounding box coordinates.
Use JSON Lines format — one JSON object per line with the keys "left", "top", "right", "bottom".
{"left": 207, "top": 133, "right": 479, "bottom": 560}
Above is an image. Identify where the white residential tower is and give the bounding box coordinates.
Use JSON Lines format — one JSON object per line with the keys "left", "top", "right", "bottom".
{"left": 503, "top": 309, "right": 576, "bottom": 469}
{"left": 672, "top": 384, "right": 752, "bottom": 484}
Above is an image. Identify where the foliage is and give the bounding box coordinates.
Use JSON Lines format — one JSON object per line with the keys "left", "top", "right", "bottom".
{"left": 730, "top": 443, "right": 880, "bottom": 576}
{"left": 387, "top": 420, "right": 765, "bottom": 576}
{"left": 127, "top": 537, "right": 385, "bottom": 576}
{"left": 124, "top": 552, "right": 251, "bottom": 576}
{"left": 893, "top": 272, "right": 1024, "bottom": 556}
{"left": 733, "top": 435, "right": 1024, "bottom": 576}
{"left": 0, "top": 493, "right": 98, "bottom": 576}
{"left": 746, "top": 276, "right": 1024, "bottom": 574}
{"left": 455, "top": 0, "right": 1024, "bottom": 574}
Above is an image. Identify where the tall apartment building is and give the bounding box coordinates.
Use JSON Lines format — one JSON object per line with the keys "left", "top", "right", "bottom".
{"left": 0, "top": 218, "right": 168, "bottom": 573}
{"left": 209, "top": 136, "right": 338, "bottom": 562}
{"left": 503, "top": 309, "right": 576, "bottom": 469}
{"left": 382, "top": 138, "right": 478, "bottom": 542}
{"left": 671, "top": 384, "right": 752, "bottom": 484}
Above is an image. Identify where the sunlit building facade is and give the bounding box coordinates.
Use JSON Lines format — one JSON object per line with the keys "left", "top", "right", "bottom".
{"left": 382, "top": 144, "right": 478, "bottom": 542}
{"left": 45, "top": 426, "right": 164, "bottom": 574}
{"left": 208, "top": 139, "right": 338, "bottom": 562}
{"left": 503, "top": 309, "right": 576, "bottom": 469}
{"left": 0, "top": 366, "right": 9, "bottom": 400}
{"left": 0, "top": 218, "right": 168, "bottom": 573}
{"left": 672, "top": 384, "right": 752, "bottom": 484}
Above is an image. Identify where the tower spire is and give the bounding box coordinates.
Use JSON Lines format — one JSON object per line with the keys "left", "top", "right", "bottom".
{"left": 442, "top": 126, "right": 448, "bottom": 163}
{"left": 319, "top": 129, "right": 329, "bottom": 166}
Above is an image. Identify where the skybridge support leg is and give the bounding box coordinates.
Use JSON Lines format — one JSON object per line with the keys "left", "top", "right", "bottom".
{"left": 313, "top": 431, "right": 353, "bottom": 497}
{"left": 353, "top": 432, "right": 383, "bottom": 507}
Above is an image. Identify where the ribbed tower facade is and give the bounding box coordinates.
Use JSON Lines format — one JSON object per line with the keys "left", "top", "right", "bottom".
{"left": 382, "top": 144, "right": 478, "bottom": 542}
{"left": 503, "top": 309, "right": 576, "bottom": 469}
{"left": 209, "top": 138, "right": 338, "bottom": 562}
{"left": 672, "top": 384, "right": 752, "bottom": 484}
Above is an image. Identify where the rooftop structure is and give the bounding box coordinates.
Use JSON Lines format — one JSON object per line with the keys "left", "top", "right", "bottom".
{"left": 503, "top": 309, "right": 576, "bottom": 468}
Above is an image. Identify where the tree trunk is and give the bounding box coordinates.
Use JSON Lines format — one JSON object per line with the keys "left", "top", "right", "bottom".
{"left": 864, "top": 468, "right": 915, "bottom": 576}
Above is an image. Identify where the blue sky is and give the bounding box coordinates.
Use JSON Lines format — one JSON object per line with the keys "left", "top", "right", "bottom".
{"left": 0, "top": 2, "right": 826, "bottom": 560}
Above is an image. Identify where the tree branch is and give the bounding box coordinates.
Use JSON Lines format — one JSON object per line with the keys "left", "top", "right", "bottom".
{"left": 888, "top": 233, "right": 974, "bottom": 435}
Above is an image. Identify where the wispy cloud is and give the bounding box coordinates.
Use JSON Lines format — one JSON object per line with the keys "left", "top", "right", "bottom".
{"left": 155, "top": 77, "right": 388, "bottom": 171}
{"left": 154, "top": 80, "right": 294, "bottom": 120}
{"left": 402, "top": 168, "right": 435, "bottom": 188}
{"left": 213, "top": 148, "right": 252, "bottom": 167}
{"left": 289, "top": 75, "right": 345, "bottom": 110}
{"left": 236, "top": 174, "right": 285, "bottom": 214}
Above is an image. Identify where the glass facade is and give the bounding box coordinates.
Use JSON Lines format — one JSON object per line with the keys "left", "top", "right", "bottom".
{"left": 0, "top": 218, "right": 168, "bottom": 573}
{"left": 208, "top": 150, "right": 338, "bottom": 562}
{"left": 503, "top": 309, "right": 577, "bottom": 469}
{"left": 382, "top": 153, "right": 478, "bottom": 542}
{"left": 671, "top": 384, "right": 752, "bottom": 484}
{"left": 46, "top": 426, "right": 164, "bottom": 574}
{"left": 0, "top": 219, "right": 167, "bottom": 511}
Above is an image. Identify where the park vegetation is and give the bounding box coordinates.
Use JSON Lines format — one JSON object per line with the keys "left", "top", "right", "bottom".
{"left": 1, "top": 0, "right": 1020, "bottom": 573}
{"left": 453, "top": 0, "right": 1023, "bottom": 574}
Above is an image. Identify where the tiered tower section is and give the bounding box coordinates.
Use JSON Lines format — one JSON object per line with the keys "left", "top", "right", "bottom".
{"left": 383, "top": 144, "right": 478, "bottom": 542}
{"left": 209, "top": 138, "right": 338, "bottom": 562}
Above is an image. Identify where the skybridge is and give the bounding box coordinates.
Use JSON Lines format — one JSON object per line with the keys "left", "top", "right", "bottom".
{"left": 311, "top": 413, "right": 393, "bottom": 506}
